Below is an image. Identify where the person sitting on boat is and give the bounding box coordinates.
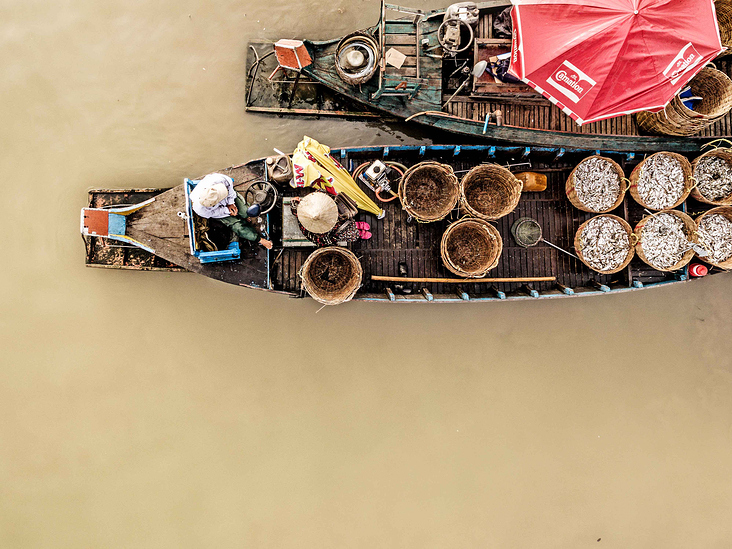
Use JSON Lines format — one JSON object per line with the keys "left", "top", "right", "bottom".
{"left": 190, "top": 173, "right": 273, "bottom": 250}
{"left": 291, "top": 190, "right": 370, "bottom": 246}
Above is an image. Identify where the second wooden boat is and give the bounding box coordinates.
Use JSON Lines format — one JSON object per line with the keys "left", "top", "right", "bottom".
{"left": 246, "top": 1, "right": 732, "bottom": 153}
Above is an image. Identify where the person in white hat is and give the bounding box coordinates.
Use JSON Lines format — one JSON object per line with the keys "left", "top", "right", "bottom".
{"left": 190, "top": 173, "right": 272, "bottom": 249}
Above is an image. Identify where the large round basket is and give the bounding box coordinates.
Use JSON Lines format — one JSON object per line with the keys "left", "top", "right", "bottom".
{"left": 574, "top": 214, "right": 636, "bottom": 274}
{"left": 636, "top": 67, "right": 732, "bottom": 136}
{"left": 691, "top": 147, "right": 732, "bottom": 205}
{"left": 628, "top": 152, "right": 694, "bottom": 210}
{"left": 695, "top": 206, "right": 732, "bottom": 268}
{"left": 399, "top": 161, "right": 459, "bottom": 222}
{"left": 633, "top": 210, "right": 697, "bottom": 272}
{"left": 459, "top": 164, "right": 522, "bottom": 221}
{"left": 299, "top": 247, "right": 363, "bottom": 305}
{"left": 440, "top": 218, "right": 503, "bottom": 278}
{"left": 565, "top": 156, "right": 627, "bottom": 213}
{"left": 717, "top": 0, "right": 732, "bottom": 57}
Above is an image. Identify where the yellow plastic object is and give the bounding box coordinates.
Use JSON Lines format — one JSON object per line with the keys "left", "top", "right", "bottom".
{"left": 515, "top": 172, "right": 547, "bottom": 192}
{"left": 292, "top": 136, "right": 384, "bottom": 217}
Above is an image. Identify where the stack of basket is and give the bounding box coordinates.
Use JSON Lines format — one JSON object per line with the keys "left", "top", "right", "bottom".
{"left": 717, "top": 0, "right": 732, "bottom": 57}
{"left": 636, "top": 67, "right": 732, "bottom": 136}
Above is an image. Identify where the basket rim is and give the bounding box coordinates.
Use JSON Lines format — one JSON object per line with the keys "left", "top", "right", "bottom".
{"left": 399, "top": 161, "right": 459, "bottom": 222}
{"left": 574, "top": 213, "right": 635, "bottom": 274}
{"left": 566, "top": 155, "right": 627, "bottom": 213}
{"left": 300, "top": 246, "right": 363, "bottom": 305}
{"left": 628, "top": 151, "right": 694, "bottom": 210}
{"left": 633, "top": 209, "right": 697, "bottom": 272}
{"left": 459, "top": 163, "right": 522, "bottom": 221}
{"left": 440, "top": 217, "right": 503, "bottom": 278}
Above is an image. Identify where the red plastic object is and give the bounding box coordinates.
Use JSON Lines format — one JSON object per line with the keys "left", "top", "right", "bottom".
{"left": 274, "top": 39, "right": 312, "bottom": 70}
{"left": 508, "top": 0, "right": 723, "bottom": 125}
{"left": 689, "top": 263, "right": 708, "bottom": 277}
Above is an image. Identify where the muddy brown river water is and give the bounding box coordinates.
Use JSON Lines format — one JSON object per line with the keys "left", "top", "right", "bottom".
{"left": 1, "top": 1, "right": 732, "bottom": 547}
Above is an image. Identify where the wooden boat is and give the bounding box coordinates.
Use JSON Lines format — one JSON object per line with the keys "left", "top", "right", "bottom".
{"left": 245, "top": 1, "right": 732, "bottom": 153}
{"left": 81, "top": 143, "right": 729, "bottom": 303}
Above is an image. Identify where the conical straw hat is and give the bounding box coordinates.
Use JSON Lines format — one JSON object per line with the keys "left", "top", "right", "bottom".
{"left": 297, "top": 192, "right": 338, "bottom": 234}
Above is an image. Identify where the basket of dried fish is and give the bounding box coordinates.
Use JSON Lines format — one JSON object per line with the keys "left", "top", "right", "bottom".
{"left": 299, "top": 247, "right": 362, "bottom": 305}
{"left": 459, "top": 164, "right": 522, "bottom": 221}
{"left": 440, "top": 218, "right": 502, "bottom": 278}
{"left": 691, "top": 147, "right": 732, "bottom": 205}
{"left": 629, "top": 152, "right": 694, "bottom": 210}
{"left": 574, "top": 214, "right": 636, "bottom": 274}
{"left": 399, "top": 162, "right": 459, "bottom": 222}
{"left": 634, "top": 211, "right": 697, "bottom": 272}
{"left": 566, "top": 156, "right": 627, "bottom": 213}
{"left": 636, "top": 67, "right": 732, "bottom": 136}
{"left": 695, "top": 206, "right": 732, "bottom": 268}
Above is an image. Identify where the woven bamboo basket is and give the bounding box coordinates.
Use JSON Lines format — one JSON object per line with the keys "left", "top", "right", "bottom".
{"left": 459, "top": 164, "right": 522, "bottom": 221}
{"left": 717, "top": 0, "right": 732, "bottom": 57}
{"left": 399, "top": 161, "right": 459, "bottom": 222}
{"left": 633, "top": 210, "right": 697, "bottom": 272}
{"left": 691, "top": 147, "right": 732, "bottom": 204}
{"left": 695, "top": 206, "right": 732, "bottom": 268}
{"left": 299, "top": 247, "right": 362, "bottom": 305}
{"left": 628, "top": 152, "right": 694, "bottom": 210}
{"left": 636, "top": 67, "right": 732, "bottom": 136}
{"left": 565, "top": 156, "right": 627, "bottom": 213}
{"left": 440, "top": 218, "right": 503, "bottom": 278}
{"left": 574, "top": 214, "right": 636, "bottom": 274}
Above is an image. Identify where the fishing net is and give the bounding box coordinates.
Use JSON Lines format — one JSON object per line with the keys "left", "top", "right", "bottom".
{"left": 634, "top": 211, "right": 697, "bottom": 272}
{"left": 691, "top": 148, "right": 732, "bottom": 205}
{"left": 440, "top": 218, "right": 503, "bottom": 278}
{"left": 574, "top": 214, "right": 636, "bottom": 274}
{"left": 511, "top": 217, "right": 542, "bottom": 247}
{"left": 695, "top": 206, "right": 732, "bottom": 268}
{"left": 637, "top": 68, "right": 732, "bottom": 136}
{"left": 459, "top": 164, "right": 522, "bottom": 221}
{"left": 299, "top": 247, "right": 362, "bottom": 305}
{"left": 629, "top": 152, "right": 693, "bottom": 210}
{"left": 566, "top": 156, "right": 627, "bottom": 213}
{"left": 399, "top": 162, "right": 459, "bottom": 222}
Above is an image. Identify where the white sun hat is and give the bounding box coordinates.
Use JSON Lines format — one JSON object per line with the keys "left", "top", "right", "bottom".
{"left": 297, "top": 192, "right": 339, "bottom": 234}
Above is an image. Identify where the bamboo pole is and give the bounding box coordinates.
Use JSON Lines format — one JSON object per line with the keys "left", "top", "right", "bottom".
{"left": 370, "top": 275, "right": 556, "bottom": 284}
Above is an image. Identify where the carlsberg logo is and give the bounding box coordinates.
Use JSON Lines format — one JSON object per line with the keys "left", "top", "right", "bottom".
{"left": 546, "top": 61, "right": 596, "bottom": 104}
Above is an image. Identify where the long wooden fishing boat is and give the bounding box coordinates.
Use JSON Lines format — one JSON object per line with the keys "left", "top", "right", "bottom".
{"left": 246, "top": 1, "right": 732, "bottom": 153}
{"left": 81, "top": 142, "right": 730, "bottom": 303}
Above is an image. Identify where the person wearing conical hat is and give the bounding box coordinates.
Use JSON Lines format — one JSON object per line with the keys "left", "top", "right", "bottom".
{"left": 290, "top": 191, "right": 370, "bottom": 247}
{"left": 190, "top": 173, "right": 273, "bottom": 250}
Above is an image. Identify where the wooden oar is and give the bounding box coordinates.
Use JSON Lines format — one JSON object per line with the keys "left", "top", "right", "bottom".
{"left": 371, "top": 275, "right": 556, "bottom": 284}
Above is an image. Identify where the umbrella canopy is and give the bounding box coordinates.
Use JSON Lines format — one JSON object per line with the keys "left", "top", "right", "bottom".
{"left": 297, "top": 192, "right": 339, "bottom": 233}
{"left": 509, "top": 0, "right": 724, "bottom": 125}
{"left": 292, "top": 136, "right": 384, "bottom": 217}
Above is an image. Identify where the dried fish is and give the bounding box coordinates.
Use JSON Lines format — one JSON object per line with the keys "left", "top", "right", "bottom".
{"left": 694, "top": 156, "right": 732, "bottom": 202}
{"left": 697, "top": 213, "right": 732, "bottom": 264}
{"left": 579, "top": 216, "right": 630, "bottom": 272}
{"left": 636, "top": 154, "right": 685, "bottom": 210}
{"left": 640, "top": 213, "right": 690, "bottom": 269}
{"left": 573, "top": 158, "right": 621, "bottom": 212}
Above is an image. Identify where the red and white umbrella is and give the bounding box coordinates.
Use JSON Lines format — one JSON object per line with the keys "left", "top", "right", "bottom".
{"left": 508, "top": 0, "right": 724, "bottom": 125}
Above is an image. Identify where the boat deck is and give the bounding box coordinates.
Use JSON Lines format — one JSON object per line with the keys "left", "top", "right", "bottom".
{"left": 269, "top": 146, "right": 692, "bottom": 299}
